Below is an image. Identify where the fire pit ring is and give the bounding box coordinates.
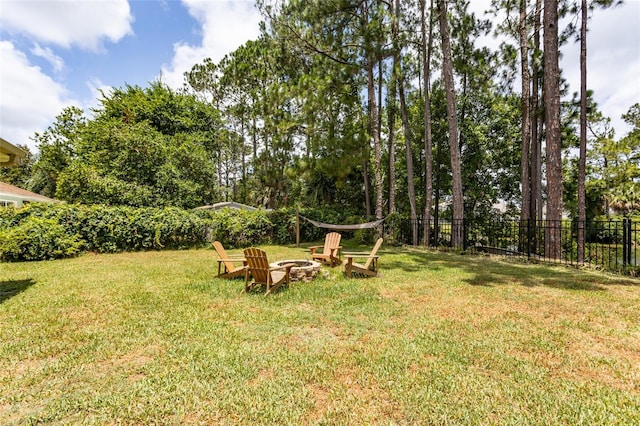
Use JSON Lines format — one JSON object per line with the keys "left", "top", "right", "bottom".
{"left": 270, "top": 259, "right": 322, "bottom": 282}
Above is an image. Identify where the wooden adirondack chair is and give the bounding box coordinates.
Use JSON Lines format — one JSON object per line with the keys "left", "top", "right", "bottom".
{"left": 309, "top": 232, "right": 342, "bottom": 266}
{"left": 243, "top": 247, "right": 294, "bottom": 295}
{"left": 213, "top": 241, "right": 246, "bottom": 279}
{"left": 344, "top": 238, "right": 384, "bottom": 278}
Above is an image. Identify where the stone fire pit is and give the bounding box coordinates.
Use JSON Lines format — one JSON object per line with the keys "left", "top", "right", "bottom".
{"left": 270, "top": 259, "right": 322, "bottom": 282}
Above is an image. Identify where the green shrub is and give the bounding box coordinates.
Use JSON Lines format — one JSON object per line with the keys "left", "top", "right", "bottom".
{"left": 201, "top": 208, "right": 273, "bottom": 248}
{"left": 0, "top": 217, "right": 84, "bottom": 261}
{"left": 0, "top": 203, "right": 53, "bottom": 228}
{"left": 136, "top": 207, "right": 207, "bottom": 250}
{"left": 71, "top": 205, "right": 132, "bottom": 253}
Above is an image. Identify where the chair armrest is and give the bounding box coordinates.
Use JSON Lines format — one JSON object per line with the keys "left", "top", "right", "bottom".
{"left": 343, "top": 251, "right": 369, "bottom": 257}
{"left": 309, "top": 246, "right": 322, "bottom": 254}
{"left": 344, "top": 253, "right": 379, "bottom": 263}
{"left": 217, "top": 257, "right": 246, "bottom": 264}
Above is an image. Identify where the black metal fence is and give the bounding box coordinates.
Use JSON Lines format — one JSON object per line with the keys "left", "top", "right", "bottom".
{"left": 390, "top": 218, "right": 639, "bottom": 275}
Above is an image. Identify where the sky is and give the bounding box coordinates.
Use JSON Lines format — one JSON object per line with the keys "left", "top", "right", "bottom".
{"left": 0, "top": 0, "right": 639, "bottom": 153}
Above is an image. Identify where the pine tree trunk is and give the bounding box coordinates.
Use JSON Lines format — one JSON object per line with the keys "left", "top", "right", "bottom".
{"left": 578, "top": 0, "right": 587, "bottom": 263}
{"left": 520, "top": 0, "right": 532, "bottom": 226}
{"left": 531, "top": 0, "right": 543, "bottom": 226}
{"left": 438, "top": 0, "right": 464, "bottom": 248}
{"left": 367, "top": 59, "right": 384, "bottom": 220}
{"left": 399, "top": 80, "right": 418, "bottom": 246}
{"left": 391, "top": 0, "right": 417, "bottom": 244}
{"left": 388, "top": 42, "right": 398, "bottom": 215}
{"left": 241, "top": 118, "right": 246, "bottom": 203}
{"left": 363, "top": 154, "right": 371, "bottom": 218}
{"left": 543, "top": 0, "right": 563, "bottom": 259}
{"left": 421, "top": 0, "right": 435, "bottom": 246}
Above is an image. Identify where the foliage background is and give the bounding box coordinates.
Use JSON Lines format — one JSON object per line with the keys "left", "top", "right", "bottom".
{"left": 0, "top": 204, "right": 382, "bottom": 262}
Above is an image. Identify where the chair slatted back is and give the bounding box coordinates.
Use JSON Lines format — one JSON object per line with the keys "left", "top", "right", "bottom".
{"left": 324, "top": 232, "right": 342, "bottom": 256}
{"left": 363, "top": 238, "right": 384, "bottom": 269}
{"left": 244, "top": 247, "right": 270, "bottom": 284}
{"left": 213, "top": 241, "right": 235, "bottom": 272}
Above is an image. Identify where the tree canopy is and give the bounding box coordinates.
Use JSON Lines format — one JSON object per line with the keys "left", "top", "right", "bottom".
{"left": 18, "top": 0, "right": 637, "bottom": 227}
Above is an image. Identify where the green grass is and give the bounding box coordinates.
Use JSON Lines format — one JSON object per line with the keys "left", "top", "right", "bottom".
{"left": 1, "top": 243, "right": 639, "bottom": 425}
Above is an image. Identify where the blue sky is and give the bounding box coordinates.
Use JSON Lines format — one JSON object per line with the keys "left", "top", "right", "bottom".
{"left": 1, "top": 0, "right": 639, "bottom": 153}
{"left": 1, "top": 0, "right": 262, "bottom": 151}
{"left": 28, "top": 1, "right": 200, "bottom": 95}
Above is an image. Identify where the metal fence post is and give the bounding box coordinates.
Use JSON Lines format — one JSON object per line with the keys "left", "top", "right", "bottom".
{"left": 527, "top": 219, "right": 532, "bottom": 259}
{"left": 623, "top": 218, "right": 631, "bottom": 267}
{"left": 463, "top": 219, "right": 467, "bottom": 251}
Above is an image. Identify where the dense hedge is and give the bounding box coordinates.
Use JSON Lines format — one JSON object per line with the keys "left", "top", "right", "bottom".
{"left": 0, "top": 204, "right": 210, "bottom": 261}
{"left": 0, "top": 203, "right": 370, "bottom": 262}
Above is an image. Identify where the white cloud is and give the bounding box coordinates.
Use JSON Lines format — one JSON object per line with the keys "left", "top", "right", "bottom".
{"left": 160, "top": 0, "right": 262, "bottom": 89}
{"left": 0, "top": 0, "right": 133, "bottom": 51}
{"left": 561, "top": 3, "right": 640, "bottom": 137}
{"left": 30, "top": 43, "right": 65, "bottom": 73}
{"left": 0, "top": 41, "right": 77, "bottom": 151}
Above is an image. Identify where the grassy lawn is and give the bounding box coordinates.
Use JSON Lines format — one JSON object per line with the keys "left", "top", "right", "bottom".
{"left": 1, "top": 243, "right": 639, "bottom": 425}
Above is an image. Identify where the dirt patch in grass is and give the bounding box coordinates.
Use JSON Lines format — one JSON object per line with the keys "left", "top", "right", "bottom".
{"left": 4, "top": 354, "right": 62, "bottom": 380}
{"left": 93, "top": 345, "right": 163, "bottom": 383}
{"left": 304, "top": 383, "right": 331, "bottom": 424}
{"left": 331, "top": 367, "right": 405, "bottom": 424}
{"left": 248, "top": 368, "right": 276, "bottom": 388}
{"left": 561, "top": 331, "right": 640, "bottom": 392}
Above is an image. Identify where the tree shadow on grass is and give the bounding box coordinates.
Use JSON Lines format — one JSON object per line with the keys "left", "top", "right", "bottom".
{"left": 0, "top": 279, "right": 36, "bottom": 303}
{"left": 459, "top": 255, "right": 639, "bottom": 290}
{"left": 383, "top": 246, "right": 639, "bottom": 291}
{"left": 461, "top": 267, "right": 607, "bottom": 291}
